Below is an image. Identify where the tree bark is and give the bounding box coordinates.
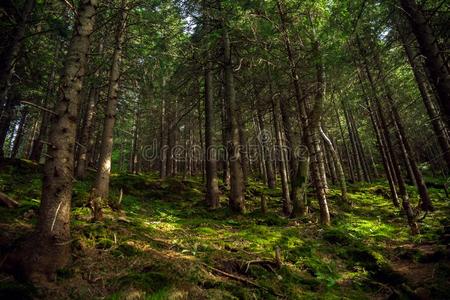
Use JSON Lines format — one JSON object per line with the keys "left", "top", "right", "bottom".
{"left": 219, "top": 3, "right": 245, "bottom": 213}
{"left": 92, "top": 0, "right": 127, "bottom": 220}
{"left": 29, "top": 42, "right": 61, "bottom": 162}
{"left": 11, "top": 107, "right": 28, "bottom": 158}
{"left": 399, "top": 26, "right": 450, "bottom": 170}
{"left": 270, "top": 85, "right": 291, "bottom": 216}
{"left": 76, "top": 87, "right": 98, "bottom": 179}
{"left": 360, "top": 51, "right": 419, "bottom": 234}
{"left": 275, "top": 0, "right": 329, "bottom": 225}
{"left": 0, "top": 93, "right": 19, "bottom": 159}
{"left": 399, "top": 0, "right": 450, "bottom": 128}
{"left": 203, "top": 13, "right": 220, "bottom": 209}
{"left": 255, "top": 93, "right": 275, "bottom": 189}
{"left": 320, "top": 127, "right": 348, "bottom": 203}
{"left": 8, "top": 0, "right": 97, "bottom": 282}
{"left": 0, "top": 0, "right": 35, "bottom": 109}
{"left": 372, "top": 43, "right": 433, "bottom": 212}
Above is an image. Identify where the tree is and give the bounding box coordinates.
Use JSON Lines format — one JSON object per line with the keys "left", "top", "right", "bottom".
{"left": 8, "top": 0, "right": 98, "bottom": 282}
{"left": 91, "top": 0, "right": 128, "bottom": 220}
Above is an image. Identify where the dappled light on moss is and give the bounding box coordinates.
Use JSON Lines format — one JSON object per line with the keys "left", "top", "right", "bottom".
{"left": 1, "top": 163, "right": 449, "bottom": 299}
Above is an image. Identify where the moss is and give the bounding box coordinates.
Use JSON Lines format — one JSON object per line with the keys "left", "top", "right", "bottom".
{"left": 323, "top": 228, "right": 354, "bottom": 245}
{"left": 112, "top": 243, "right": 141, "bottom": 257}
{"left": 1, "top": 167, "right": 450, "bottom": 299}
{"left": 115, "top": 270, "right": 172, "bottom": 293}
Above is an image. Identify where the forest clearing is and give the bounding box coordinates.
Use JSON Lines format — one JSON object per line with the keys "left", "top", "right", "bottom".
{"left": 0, "top": 0, "right": 449, "bottom": 299}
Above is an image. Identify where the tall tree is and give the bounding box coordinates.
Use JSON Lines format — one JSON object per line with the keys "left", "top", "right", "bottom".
{"left": 9, "top": 0, "right": 98, "bottom": 282}
{"left": 399, "top": 0, "right": 450, "bottom": 128}
{"left": 91, "top": 0, "right": 128, "bottom": 220}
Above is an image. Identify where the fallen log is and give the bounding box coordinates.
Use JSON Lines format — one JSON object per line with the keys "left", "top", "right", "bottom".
{"left": 0, "top": 192, "right": 19, "bottom": 208}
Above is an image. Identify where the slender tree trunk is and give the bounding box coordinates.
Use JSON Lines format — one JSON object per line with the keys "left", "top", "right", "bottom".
{"left": 220, "top": 6, "right": 245, "bottom": 212}
{"left": 9, "top": 0, "right": 97, "bottom": 282}
{"left": 29, "top": 43, "right": 61, "bottom": 162}
{"left": 160, "top": 89, "right": 167, "bottom": 179}
{"left": 342, "top": 102, "right": 364, "bottom": 181}
{"left": 130, "top": 102, "right": 139, "bottom": 174}
{"left": 399, "top": 28, "right": 450, "bottom": 170}
{"left": 11, "top": 108, "right": 28, "bottom": 158}
{"left": 255, "top": 94, "right": 275, "bottom": 188}
{"left": 290, "top": 156, "right": 309, "bottom": 217}
{"left": 270, "top": 86, "right": 291, "bottom": 216}
{"left": 0, "top": 94, "right": 19, "bottom": 158}
{"left": 372, "top": 44, "right": 433, "bottom": 211}
{"left": 24, "top": 116, "right": 39, "bottom": 158}
{"left": 335, "top": 102, "right": 355, "bottom": 181}
{"left": 276, "top": 0, "right": 330, "bottom": 224}
{"left": 399, "top": 0, "right": 450, "bottom": 128}
{"left": 204, "top": 35, "right": 220, "bottom": 208}
{"left": 349, "top": 110, "right": 371, "bottom": 182}
{"left": 361, "top": 53, "right": 419, "bottom": 234}
{"left": 0, "top": 0, "right": 35, "bottom": 109}
{"left": 323, "top": 138, "right": 337, "bottom": 185}
{"left": 280, "top": 97, "right": 297, "bottom": 179}
{"left": 76, "top": 87, "right": 97, "bottom": 179}
{"left": 237, "top": 110, "right": 249, "bottom": 184}
{"left": 320, "top": 127, "right": 348, "bottom": 203}
{"left": 220, "top": 86, "right": 231, "bottom": 188}
{"left": 366, "top": 93, "right": 399, "bottom": 206}
{"left": 92, "top": 1, "right": 127, "bottom": 220}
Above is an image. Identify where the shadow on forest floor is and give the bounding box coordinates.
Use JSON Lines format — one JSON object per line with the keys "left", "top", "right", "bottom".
{"left": 0, "top": 159, "right": 449, "bottom": 299}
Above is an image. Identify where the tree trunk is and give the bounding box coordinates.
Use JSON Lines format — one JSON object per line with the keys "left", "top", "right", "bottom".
{"left": 0, "top": 93, "right": 19, "bottom": 159}
{"left": 275, "top": 0, "right": 329, "bottom": 225}
{"left": 361, "top": 53, "right": 419, "bottom": 234}
{"left": 399, "top": 27, "right": 450, "bottom": 170}
{"left": 0, "top": 0, "right": 35, "bottom": 109}
{"left": 237, "top": 109, "right": 249, "bottom": 184}
{"left": 29, "top": 42, "right": 61, "bottom": 162}
{"left": 399, "top": 0, "right": 450, "bottom": 128}
{"left": 270, "top": 86, "right": 291, "bottom": 216}
{"left": 92, "top": 0, "right": 127, "bottom": 219}
{"left": 8, "top": 0, "right": 97, "bottom": 283}
{"left": 372, "top": 44, "right": 433, "bottom": 211}
{"left": 342, "top": 102, "right": 364, "bottom": 181}
{"left": 320, "top": 127, "right": 348, "bottom": 203}
{"left": 204, "top": 28, "right": 220, "bottom": 208}
{"left": 255, "top": 93, "right": 275, "bottom": 189}
{"left": 220, "top": 9, "right": 245, "bottom": 213}
{"left": 11, "top": 107, "right": 28, "bottom": 158}
{"left": 76, "top": 87, "right": 98, "bottom": 179}
{"left": 220, "top": 85, "right": 231, "bottom": 189}
{"left": 349, "top": 110, "right": 371, "bottom": 182}
{"left": 335, "top": 102, "right": 355, "bottom": 181}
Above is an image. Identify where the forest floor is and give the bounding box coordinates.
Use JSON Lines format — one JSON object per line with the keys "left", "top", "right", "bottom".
{"left": 0, "top": 159, "right": 449, "bottom": 299}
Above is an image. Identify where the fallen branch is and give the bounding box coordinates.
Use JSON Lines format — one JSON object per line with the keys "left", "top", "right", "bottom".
{"left": 201, "top": 263, "right": 283, "bottom": 297}
{"left": 0, "top": 192, "right": 19, "bottom": 208}
{"left": 243, "top": 259, "right": 279, "bottom": 273}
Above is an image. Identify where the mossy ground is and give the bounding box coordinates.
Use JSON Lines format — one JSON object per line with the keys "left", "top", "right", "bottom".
{"left": 1, "top": 159, "right": 449, "bottom": 299}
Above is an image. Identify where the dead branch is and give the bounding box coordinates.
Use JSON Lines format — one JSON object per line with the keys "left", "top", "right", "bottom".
{"left": 201, "top": 263, "right": 283, "bottom": 297}
{"left": 0, "top": 192, "right": 19, "bottom": 208}
{"left": 20, "top": 101, "right": 56, "bottom": 115}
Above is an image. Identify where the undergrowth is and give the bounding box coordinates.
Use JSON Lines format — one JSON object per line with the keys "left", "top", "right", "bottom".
{"left": 0, "top": 159, "right": 449, "bottom": 299}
